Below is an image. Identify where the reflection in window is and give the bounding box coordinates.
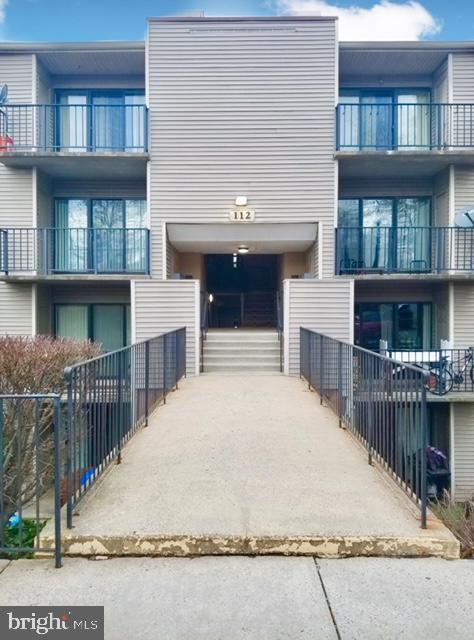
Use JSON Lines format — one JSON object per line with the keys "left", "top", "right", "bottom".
{"left": 355, "top": 302, "right": 432, "bottom": 351}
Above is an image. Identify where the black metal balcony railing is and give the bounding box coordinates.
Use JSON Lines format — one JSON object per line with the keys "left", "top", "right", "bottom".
{"left": 336, "top": 103, "right": 474, "bottom": 150}
{"left": 336, "top": 226, "right": 474, "bottom": 275}
{"left": 386, "top": 348, "right": 474, "bottom": 395}
{"left": 300, "top": 328, "right": 429, "bottom": 527}
{"left": 0, "top": 104, "right": 148, "bottom": 152}
{"left": 0, "top": 228, "right": 150, "bottom": 275}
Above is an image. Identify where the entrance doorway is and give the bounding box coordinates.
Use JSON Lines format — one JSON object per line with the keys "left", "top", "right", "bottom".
{"left": 205, "top": 254, "right": 278, "bottom": 328}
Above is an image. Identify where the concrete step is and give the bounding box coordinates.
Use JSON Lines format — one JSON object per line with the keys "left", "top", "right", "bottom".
{"left": 204, "top": 343, "right": 280, "bottom": 356}
{"left": 204, "top": 356, "right": 281, "bottom": 365}
{"left": 204, "top": 362, "right": 281, "bottom": 372}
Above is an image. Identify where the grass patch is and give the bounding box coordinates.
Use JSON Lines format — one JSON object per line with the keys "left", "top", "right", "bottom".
{"left": 1, "top": 519, "right": 46, "bottom": 560}
{"left": 432, "top": 493, "right": 474, "bottom": 558}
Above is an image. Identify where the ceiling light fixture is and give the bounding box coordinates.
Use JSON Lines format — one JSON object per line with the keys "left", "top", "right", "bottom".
{"left": 237, "top": 245, "right": 249, "bottom": 254}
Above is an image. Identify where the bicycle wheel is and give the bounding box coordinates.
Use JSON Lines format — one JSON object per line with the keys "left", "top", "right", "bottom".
{"left": 425, "top": 370, "right": 453, "bottom": 395}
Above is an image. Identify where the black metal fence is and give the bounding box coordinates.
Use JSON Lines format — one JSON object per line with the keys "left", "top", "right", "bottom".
{"left": 0, "top": 328, "right": 186, "bottom": 566}
{"left": 64, "top": 328, "right": 186, "bottom": 527}
{"left": 0, "top": 395, "right": 62, "bottom": 567}
{"left": 300, "top": 328, "right": 429, "bottom": 527}
{"left": 336, "top": 226, "right": 474, "bottom": 275}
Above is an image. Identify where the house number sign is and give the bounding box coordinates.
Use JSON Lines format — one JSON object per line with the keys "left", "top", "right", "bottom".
{"left": 229, "top": 208, "right": 256, "bottom": 222}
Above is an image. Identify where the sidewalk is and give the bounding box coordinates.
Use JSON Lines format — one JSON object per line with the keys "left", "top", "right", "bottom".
{"left": 0, "top": 557, "right": 472, "bottom": 639}
{"left": 44, "top": 374, "right": 457, "bottom": 558}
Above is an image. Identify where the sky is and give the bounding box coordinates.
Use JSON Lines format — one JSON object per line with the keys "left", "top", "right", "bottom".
{"left": 0, "top": 0, "right": 473, "bottom": 42}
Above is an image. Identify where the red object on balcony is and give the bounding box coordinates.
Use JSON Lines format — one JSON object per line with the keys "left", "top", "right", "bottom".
{"left": 0, "top": 135, "right": 13, "bottom": 151}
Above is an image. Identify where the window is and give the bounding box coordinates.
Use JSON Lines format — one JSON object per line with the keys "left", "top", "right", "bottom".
{"left": 337, "top": 197, "right": 431, "bottom": 273}
{"left": 55, "top": 90, "right": 145, "bottom": 151}
{"left": 338, "top": 89, "right": 430, "bottom": 149}
{"left": 55, "top": 304, "right": 131, "bottom": 351}
{"left": 355, "top": 302, "right": 432, "bottom": 351}
{"left": 53, "top": 198, "right": 147, "bottom": 273}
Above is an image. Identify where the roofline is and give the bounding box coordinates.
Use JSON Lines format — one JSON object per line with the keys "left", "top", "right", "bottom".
{"left": 340, "top": 41, "right": 474, "bottom": 52}
{"left": 147, "top": 15, "right": 337, "bottom": 23}
{"left": 0, "top": 41, "right": 145, "bottom": 53}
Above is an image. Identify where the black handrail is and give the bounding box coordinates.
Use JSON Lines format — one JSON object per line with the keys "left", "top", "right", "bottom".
{"left": 300, "top": 328, "right": 429, "bottom": 527}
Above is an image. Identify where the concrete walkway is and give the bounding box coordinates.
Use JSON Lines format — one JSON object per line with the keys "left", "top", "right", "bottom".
{"left": 46, "top": 374, "right": 457, "bottom": 557}
{"left": 1, "top": 557, "right": 473, "bottom": 639}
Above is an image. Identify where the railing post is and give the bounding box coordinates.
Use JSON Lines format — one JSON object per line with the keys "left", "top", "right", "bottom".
{"left": 144, "top": 340, "right": 150, "bottom": 426}
{"left": 1, "top": 230, "right": 8, "bottom": 275}
{"left": 320, "top": 334, "right": 324, "bottom": 405}
{"left": 420, "top": 382, "right": 428, "bottom": 529}
{"left": 117, "top": 351, "right": 123, "bottom": 464}
{"left": 53, "top": 396, "right": 62, "bottom": 568}
{"left": 338, "top": 341, "right": 343, "bottom": 428}
{"left": 368, "top": 355, "right": 373, "bottom": 466}
{"left": 163, "top": 334, "right": 168, "bottom": 404}
{"left": 64, "top": 367, "right": 74, "bottom": 530}
{"left": 175, "top": 332, "right": 179, "bottom": 390}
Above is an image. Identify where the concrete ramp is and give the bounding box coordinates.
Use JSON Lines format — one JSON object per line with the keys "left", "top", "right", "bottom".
{"left": 44, "top": 375, "right": 458, "bottom": 559}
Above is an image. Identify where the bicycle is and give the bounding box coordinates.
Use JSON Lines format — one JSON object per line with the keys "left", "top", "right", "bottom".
{"left": 425, "top": 347, "right": 474, "bottom": 395}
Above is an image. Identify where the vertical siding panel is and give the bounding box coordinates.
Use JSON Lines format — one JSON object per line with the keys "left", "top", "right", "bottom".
{"left": 453, "top": 403, "right": 474, "bottom": 501}
{"left": 0, "top": 282, "right": 33, "bottom": 335}
{"left": 453, "top": 283, "right": 474, "bottom": 347}
{"left": 133, "top": 280, "right": 198, "bottom": 376}
{"left": 285, "top": 279, "right": 352, "bottom": 375}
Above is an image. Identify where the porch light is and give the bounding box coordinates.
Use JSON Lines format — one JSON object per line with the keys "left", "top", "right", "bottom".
{"left": 237, "top": 245, "right": 249, "bottom": 254}
{"left": 209, "top": 293, "right": 214, "bottom": 303}
{"left": 235, "top": 196, "right": 247, "bottom": 206}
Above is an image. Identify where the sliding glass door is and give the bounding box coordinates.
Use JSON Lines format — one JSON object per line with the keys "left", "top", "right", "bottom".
{"left": 355, "top": 302, "right": 432, "bottom": 351}
{"left": 339, "top": 90, "right": 431, "bottom": 150}
{"left": 54, "top": 198, "right": 146, "bottom": 273}
{"left": 56, "top": 90, "right": 145, "bottom": 151}
{"left": 338, "top": 197, "right": 431, "bottom": 273}
{"left": 55, "top": 304, "right": 130, "bottom": 351}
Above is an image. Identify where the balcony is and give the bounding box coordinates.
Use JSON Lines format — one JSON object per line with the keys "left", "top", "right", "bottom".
{"left": 336, "top": 103, "right": 474, "bottom": 178}
{"left": 0, "top": 227, "right": 150, "bottom": 278}
{"left": 384, "top": 346, "right": 474, "bottom": 398}
{"left": 336, "top": 226, "right": 474, "bottom": 277}
{"left": 336, "top": 103, "right": 474, "bottom": 151}
{"left": 0, "top": 104, "right": 148, "bottom": 179}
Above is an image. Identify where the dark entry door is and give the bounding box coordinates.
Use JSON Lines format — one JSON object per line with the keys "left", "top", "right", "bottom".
{"left": 205, "top": 254, "right": 278, "bottom": 328}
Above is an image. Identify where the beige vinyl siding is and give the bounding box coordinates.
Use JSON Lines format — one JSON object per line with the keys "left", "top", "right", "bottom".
{"left": 433, "top": 58, "right": 449, "bottom": 104}
{"left": 452, "top": 53, "right": 474, "bottom": 102}
{"left": 338, "top": 178, "right": 434, "bottom": 199}
{"left": 133, "top": 280, "right": 199, "bottom": 376}
{"left": 0, "top": 166, "right": 34, "bottom": 227}
{"left": 37, "top": 171, "right": 52, "bottom": 228}
{"left": 433, "top": 168, "right": 450, "bottom": 227}
{"left": 453, "top": 283, "right": 474, "bottom": 347}
{"left": 52, "top": 180, "right": 146, "bottom": 198}
{"left": 147, "top": 18, "right": 337, "bottom": 278}
{"left": 52, "top": 75, "right": 145, "bottom": 90}
{"left": 51, "top": 284, "right": 131, "bottom": 304}
{"left": 0, "top": 282, "right": 33, "bottom": 335}
{"left": 453, "top": 403, "right": 474, "bottom": 501}
{"left": 284, "top": 279, "right": 353, "bottom": 376}
{"left": 0, "top": 53, "right": 34, "bottom": 102}
{"left": 166, "top": 234, "right": 177, "bottom": 278}
{"left": 453, "top": 167, "right": 474, "bottom": 214}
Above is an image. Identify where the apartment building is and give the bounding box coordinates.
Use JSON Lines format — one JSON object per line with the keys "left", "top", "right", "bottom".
{"left": 0, "top": 16, "right": 473, "bottom": 500}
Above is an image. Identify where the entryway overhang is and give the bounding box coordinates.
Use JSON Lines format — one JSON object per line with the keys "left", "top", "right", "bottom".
{"left": 167, "top": 222, "right": 318, "bottom": 254}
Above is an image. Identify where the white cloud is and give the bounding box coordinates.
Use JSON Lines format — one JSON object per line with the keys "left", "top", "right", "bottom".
{"left": 274, "top": 0, "right": 441, "bottom": 40}
{"left": 0, "top": 0, "right": 7, "bottom": 24}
